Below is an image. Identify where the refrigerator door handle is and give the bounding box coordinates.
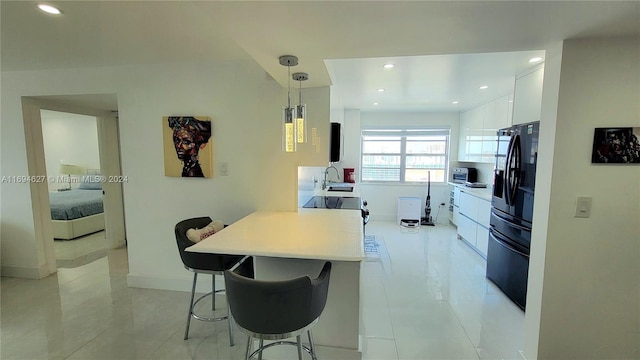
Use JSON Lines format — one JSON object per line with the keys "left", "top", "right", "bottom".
{"left": 504, "top": 134, "right": 515, "bottom": 206}
{"left": 511, "top": 135, "right": 521, "bottom": 202}
{"left": 505, "top": 134, "right": 521, "bottom": 206}
{"left": 491, "top": 211, "right": 531, "bottom": 232}
{"left": 490, "top": 229, "right": 529, "bottom": 258}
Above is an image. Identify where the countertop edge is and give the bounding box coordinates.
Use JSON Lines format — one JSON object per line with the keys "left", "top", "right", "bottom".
{"left": 449, "top": 182, "right": 492, "bottom": 201}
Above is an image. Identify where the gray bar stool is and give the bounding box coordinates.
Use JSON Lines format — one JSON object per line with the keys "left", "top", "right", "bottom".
{"left": 175, "top": 217, "right": 248, "bottom": 344}
{"left": 224, "top": 262, "right": 332, "bottom": 360}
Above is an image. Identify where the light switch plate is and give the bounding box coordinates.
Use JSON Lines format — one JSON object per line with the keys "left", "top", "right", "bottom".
{"left": 219, "top": 162, "right": 229, "bottom": 176}
{"left": 574, "top": 197, "right": 592, "bottom": 218}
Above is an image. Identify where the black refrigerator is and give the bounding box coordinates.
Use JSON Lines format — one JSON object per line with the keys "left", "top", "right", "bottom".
{"left": 486, "top": 121, "right": 539, "bottom": 310}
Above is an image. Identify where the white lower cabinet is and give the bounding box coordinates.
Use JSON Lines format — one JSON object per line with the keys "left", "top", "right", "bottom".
{"left": 457, "top": 214, "right": 477, "bottom": 246}
{"left": 452, "top": 206, "right": 460, "bottom": 226}
{"left": 475, "top": 226, "right": 489, "bottom": 257}
{"left": 456, "top": 189, "right": 491, "bottom": 258}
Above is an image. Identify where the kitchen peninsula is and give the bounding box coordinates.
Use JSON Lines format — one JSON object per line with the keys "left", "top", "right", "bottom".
{"left": 186, "top": 209, "right": 364, "bottom": 357}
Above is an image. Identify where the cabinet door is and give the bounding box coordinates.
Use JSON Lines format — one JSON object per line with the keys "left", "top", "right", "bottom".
{"left": 457, "top": 214, "right": 477, "bottom": 245}
{"left": 459, "top": 107, "right": 483, "bottom": 162}
{"left": 507, "top": 93, "right": 514, "bottom": 126}
{"left": 513, "top": 66, "right": 544, "bottom": 125}
{"left": 453, "top": 187, "right": 461, "bottom": 206}
{"left": 458, "top": 112, "right": 470, "bottom": 161}
{"left": 475, "top": 226, "right": 489, "bottom": 258}
{"left": 458, "top": 192, "right": 479, "bottom": 219}
{"left": 479, "top": 102, "right": 497, "bottom": 163}
{"left": 477, "top": 198, "right": 492, "bottom": 228}
{"left": 452, "top": 205, "right": 460, "bottom": 226}
{"left": 493, "top": 94, "right": 510, "bottom": 130}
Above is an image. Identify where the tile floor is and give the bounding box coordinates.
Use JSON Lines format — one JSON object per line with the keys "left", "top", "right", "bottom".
{"left": 54, "top": 231, "right": 107, "bottom": 268}
{"left": 0, "top": 221, "right": 524, "bottom": 360}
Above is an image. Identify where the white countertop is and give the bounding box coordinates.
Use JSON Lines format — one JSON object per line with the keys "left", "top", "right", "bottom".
{"left": 449, "top": 182, "right": 493, "bottom": 201}
{"left": 186, "top": 210, "right": 364, "bottom": 262}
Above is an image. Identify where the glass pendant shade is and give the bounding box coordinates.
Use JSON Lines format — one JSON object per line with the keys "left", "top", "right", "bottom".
{"left": 283, "top": 106, "right": 296, "bottom": 152}
{"left": 296, "top": 104, "right": 306, "bottom": 143}
{"left": 279, "top": 55, "right": 300, "bottom": 153}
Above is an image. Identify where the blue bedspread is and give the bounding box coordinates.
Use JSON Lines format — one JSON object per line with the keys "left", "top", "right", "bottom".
{"left": 49, "top": 189, "right": 104, "bottom": 220}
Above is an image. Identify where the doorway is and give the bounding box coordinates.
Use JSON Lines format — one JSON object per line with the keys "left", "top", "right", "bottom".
{"left": 41, "top": 110, "right": 107, "bottom": 268}
{"left": 22, "top": 95, "right": 126, "bottom": 277}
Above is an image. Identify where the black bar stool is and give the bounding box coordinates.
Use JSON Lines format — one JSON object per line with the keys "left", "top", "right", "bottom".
{"left": 224, "top": 261, "right": 332, "bottom": 360}
{"left": 175, "top": 217, "right": 247, "bottom": 344}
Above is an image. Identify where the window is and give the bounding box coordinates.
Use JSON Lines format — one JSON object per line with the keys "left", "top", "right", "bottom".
{"left": 361, "top": 128, "right": 449, "bottom": 183}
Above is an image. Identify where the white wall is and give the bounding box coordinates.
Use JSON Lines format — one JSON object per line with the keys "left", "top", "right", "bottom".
{"left": 525, "top": 37, "right": 640, "bottom": 359}
{"left": 341, "top": 110, "right": 460, "bottom": 222}
{"left": 1, "top": 60, "right": 330, "bottom": 285}
{"left": 41, "top": 110, "right": 100, "bottom": 191}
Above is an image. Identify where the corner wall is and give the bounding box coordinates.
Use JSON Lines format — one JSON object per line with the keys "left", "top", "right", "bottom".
{"left": 526, "top": 37, "right": 640, "bottom": 359}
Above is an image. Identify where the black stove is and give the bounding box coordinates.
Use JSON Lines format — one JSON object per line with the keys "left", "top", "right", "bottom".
{"left": 302, "top": 196, "right": 362, "bottom": 210}
{"left": 303, "top": 196, "right": 370, "bottom": 235}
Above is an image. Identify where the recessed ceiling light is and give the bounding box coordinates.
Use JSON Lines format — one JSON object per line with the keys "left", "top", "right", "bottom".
{"left": 373, "top": 102, "right": 379, "bottom": 106}
{"left": 377, "top": 88, "right": 385, "bottom": 92}
{"left": 383, "top": 63, "right": 395, "bottom": 69}
{"left": 479, "top": 85, "right": 488, "bottom": 90}
{"left": 452, "top": 101, "right": 459, "bottom": 104}
{"left": 37, "top": 3, "right": 62, "bottom": 15}
{"left": 529, "top": 57, "right": 543, "bottom": 63}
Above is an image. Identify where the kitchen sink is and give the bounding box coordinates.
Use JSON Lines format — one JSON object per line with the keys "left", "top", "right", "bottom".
{"left": 328, "top": 186, "right": 353, "bottom": 192}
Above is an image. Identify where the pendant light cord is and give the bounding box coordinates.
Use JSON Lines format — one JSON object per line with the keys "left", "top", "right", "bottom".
{"left": 287, "top": 61, "right": 292, "bottom": 110}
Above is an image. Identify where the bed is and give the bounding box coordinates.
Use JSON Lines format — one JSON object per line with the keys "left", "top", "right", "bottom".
{"left": 50, "top": 175, "right": 104, "bottom": 240}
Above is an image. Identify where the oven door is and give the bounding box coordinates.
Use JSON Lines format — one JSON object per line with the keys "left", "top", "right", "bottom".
{"left": 452, "top": 173, "right": 467, "bottom": 183}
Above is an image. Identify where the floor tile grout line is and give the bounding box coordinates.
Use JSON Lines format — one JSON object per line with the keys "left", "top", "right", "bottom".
{"left": 378, "top": 233, "right": 403, "bottom": 360}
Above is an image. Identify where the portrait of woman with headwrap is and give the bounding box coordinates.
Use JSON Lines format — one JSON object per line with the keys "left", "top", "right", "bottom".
{"left": 163, "top": 116, "right": 213, "bottom": 177}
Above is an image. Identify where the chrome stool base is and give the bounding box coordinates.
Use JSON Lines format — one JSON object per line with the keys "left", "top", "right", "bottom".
{"left": 184, "top": 271, "right": 234, "bottom": 346}
{"left": 246, "top": 333, "right": 318, "bottom": 360}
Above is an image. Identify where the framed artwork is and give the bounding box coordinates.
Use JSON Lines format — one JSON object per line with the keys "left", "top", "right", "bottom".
{"left": 163, "top": 116, "right": 213, "bottom": 177}
{"left": 591, "top": 127, "right": 640, "bottom": 164}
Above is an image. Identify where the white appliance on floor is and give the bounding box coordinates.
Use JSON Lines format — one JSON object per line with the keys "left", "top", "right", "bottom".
{"left": 397, "top": 197, "right": 421, "bottom": 227}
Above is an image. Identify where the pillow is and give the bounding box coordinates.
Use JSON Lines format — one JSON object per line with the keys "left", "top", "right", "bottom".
{"left": 186, "top": 220, "right": 224, "bottom": 243}
{"left": 78, "top": 175, "right": 103, "bottom": 190}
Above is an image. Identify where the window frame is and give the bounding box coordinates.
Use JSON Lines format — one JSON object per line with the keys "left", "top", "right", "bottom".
{"left": 360, "top": 127, "right": 450, "bottom": 184}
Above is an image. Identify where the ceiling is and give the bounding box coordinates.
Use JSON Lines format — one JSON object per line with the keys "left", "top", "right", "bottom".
{"left": 2, "top": 1, "right": 638, "bottom": 112}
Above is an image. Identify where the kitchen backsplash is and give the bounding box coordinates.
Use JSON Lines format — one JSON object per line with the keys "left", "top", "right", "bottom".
{"left": 451, "top": 161, "right": 494, "bottom": 186}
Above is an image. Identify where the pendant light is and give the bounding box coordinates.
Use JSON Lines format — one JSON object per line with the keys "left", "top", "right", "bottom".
{"left": 293, "top": 72, "right": 308, "bottom": 143}
{"left": 279, "top": 55, "right": 298, "bottom": 152}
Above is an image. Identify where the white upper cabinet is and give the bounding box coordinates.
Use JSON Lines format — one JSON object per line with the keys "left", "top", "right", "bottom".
{"left": 458, "top": 94, "right": 512, "bottom": 163}
{"left": 512, "top": 65, "right": 544, "bottom": 125}
{"left": 458, "top": 106, "right": 484, "bottom": 162}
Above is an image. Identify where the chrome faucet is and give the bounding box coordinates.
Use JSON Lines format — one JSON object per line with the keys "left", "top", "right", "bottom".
{"left": 322, "top": 166, "right": 340, "bottom": 190}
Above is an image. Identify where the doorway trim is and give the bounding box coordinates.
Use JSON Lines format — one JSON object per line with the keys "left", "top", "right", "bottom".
{"left": 22, "top": 95, "right": 125, "bottom": 278}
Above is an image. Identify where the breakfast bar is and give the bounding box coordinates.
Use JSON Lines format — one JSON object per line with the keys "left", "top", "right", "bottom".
{"left": 186, "top": 209, "right": 364, "bottom": 357}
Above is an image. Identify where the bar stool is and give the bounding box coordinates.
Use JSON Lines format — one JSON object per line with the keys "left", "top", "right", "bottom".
{"left": 175, "top": 217, "right": 245, "bottom": 344}
{"left": 224, "top": 261, "right": 332, "bottom": 360}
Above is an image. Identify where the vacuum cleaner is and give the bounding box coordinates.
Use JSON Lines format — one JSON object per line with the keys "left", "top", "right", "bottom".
{"left": 421, "top": 171, "right": 435, "bottom": 226}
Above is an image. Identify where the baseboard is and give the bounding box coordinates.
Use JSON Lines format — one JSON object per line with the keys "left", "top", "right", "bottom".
{"left": 1, "top": 264, "right": 49, "bottom": 279}
{"left": 127, "top": 273, "right": 225, "bottom": 292}
{"left": 369, "top": 214, "right": 396, "bottom": 222}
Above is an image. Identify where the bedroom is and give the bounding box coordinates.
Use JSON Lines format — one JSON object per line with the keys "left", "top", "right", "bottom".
{"left": 41, "top": 109, "right": 106, "bottom": 268}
